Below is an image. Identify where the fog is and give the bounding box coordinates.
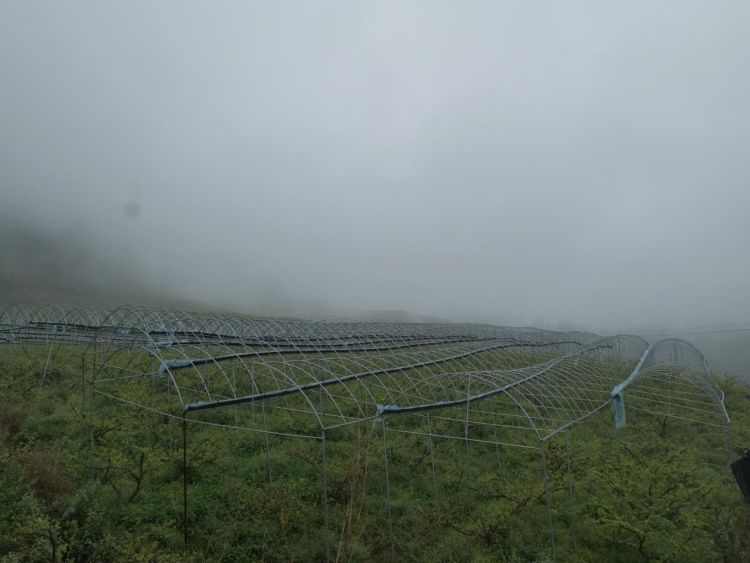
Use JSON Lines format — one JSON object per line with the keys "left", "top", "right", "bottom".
{"left": 1, "top": 2, "right": 750, "bottom": 371}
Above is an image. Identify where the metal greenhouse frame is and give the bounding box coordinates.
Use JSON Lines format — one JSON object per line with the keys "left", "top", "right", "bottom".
{"left": 0, "top": 304, "right": 732, "bottom": 561}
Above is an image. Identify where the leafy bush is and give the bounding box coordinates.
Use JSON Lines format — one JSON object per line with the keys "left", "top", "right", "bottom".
{"left": 1, "top": 350, "right": 749, "bottom": 561}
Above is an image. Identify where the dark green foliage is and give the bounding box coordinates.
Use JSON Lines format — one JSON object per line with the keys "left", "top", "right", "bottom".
{"left": 0, "top": 348, "right": 748, "bottom": 562}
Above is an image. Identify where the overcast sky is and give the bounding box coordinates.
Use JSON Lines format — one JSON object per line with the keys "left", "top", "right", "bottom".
{"left": 1, "top": 1, "right": 749, "bottom": 332}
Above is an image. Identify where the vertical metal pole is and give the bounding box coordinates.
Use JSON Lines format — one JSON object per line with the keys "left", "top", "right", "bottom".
{"left": 464, "top": 379, "right": 471, "bottom": 462}
{"left": 668, "top": 367, "right": 673, "bottom": 412}
{"left": 583, "top": 420, "right": 590, "bottom": 457}
{"left": 262, "top": 402, "right": 273, "bottom": 483}
{"left": 80, "top": 354, "right": 86, "bottom": 414}
{"left": 426, "top": 414, "right": 438, "bottom": 498}
{"left": 251, "top": 364, "right": 257, "bottom": 426}
{"left": 565, "top": 429, "right": 577, "bottom": 551}
{"left": 182, "top": 412, "right": 188, "bottom": 549}
{"left": 381, "top": 419, "right": 394, "bottom": 554}
{"left": 86, "top": 358, "right": 96, "bottom": 482}
{"left": 233, "top": 371, "right": 238, "bottom": 426}
{"left": 321, "top": 431, "right": 331, "bottom": 562}
{"left": 167, "top": 371, "right": 172, "bottom": 420}
{"left": 725, "top": 424, "right": 735, "bottom": 465}
{"left": 489, "top": 399, "right": 501, "bottom": 465}
{"left": 40, "top": 342, "right": 54, "bottom": 386}
{"left": 540, "top": 440, "right": 557, "bottom": 562}
{"left": 89, "top": 377, "right": 96, "bottom": 481}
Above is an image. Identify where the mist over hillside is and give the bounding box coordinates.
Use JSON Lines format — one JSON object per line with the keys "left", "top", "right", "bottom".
{"left": 2, "top": 1, "right": 750, "bottom": 377}
{"left": 0, "top": 208, "right": 155, "bottom": 305}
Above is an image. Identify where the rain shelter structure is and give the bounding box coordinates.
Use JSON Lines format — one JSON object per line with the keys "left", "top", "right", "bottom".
{"left": 0, "top": 305, "right": 732, "bottom": 561}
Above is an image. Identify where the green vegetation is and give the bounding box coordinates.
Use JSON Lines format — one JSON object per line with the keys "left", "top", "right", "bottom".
{"left": 1, "top": 347, "right": 749, "bottom": 562}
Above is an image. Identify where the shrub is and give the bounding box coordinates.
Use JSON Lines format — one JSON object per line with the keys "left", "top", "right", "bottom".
{"left": 17, "top": 449, "right": 72, "bottom": 504}
{"left": 0, "top": 401, "right": 32, "bottom": 442}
